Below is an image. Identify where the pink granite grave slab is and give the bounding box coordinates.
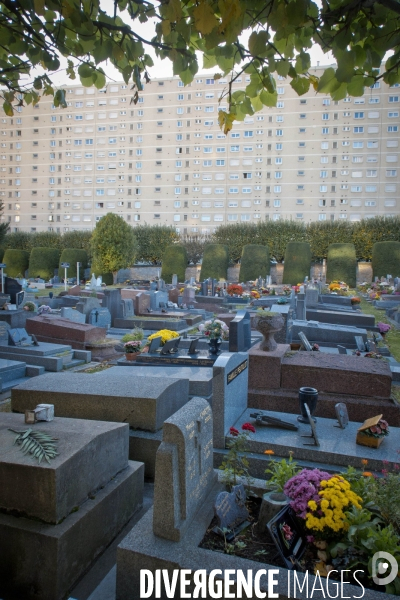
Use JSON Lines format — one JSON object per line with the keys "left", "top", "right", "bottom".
{"left": 281, "top": 352, "right": 392, "bottom": 398}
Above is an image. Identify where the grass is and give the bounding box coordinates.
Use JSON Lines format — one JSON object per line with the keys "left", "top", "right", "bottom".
{"left": 358, "top": 296, "right": 400, "bottom": 363}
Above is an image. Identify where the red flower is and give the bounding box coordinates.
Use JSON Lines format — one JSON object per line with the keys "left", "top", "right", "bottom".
{"left": 242, "top": 422, "right": 256, "bottom": 433}
{"left": 229, "top": 427, "right": 239, "bottom": 437}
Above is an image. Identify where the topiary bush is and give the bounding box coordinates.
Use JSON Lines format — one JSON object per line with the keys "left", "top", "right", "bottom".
{"left": 372, "top": 241, "right": 400, "bottom": 279}
{"left": 28, "top": 247, "right": 60, "bottom": 280}
{"left": 161, "top": 245, "right": 188, "bottom": 283}
{"left": 199, "top": 244, "right": 229, "bottom": 281}
{"left": 326, "top": 243, "right": 357, "bottom": 288}
{"left": 59, "top": 248, "right": 88, "bottom": 279}
{"left": 90, "top": 270, "right": 113, "bottom": 285}
{"left": 239, "top": 244, "right": 270, "bottom": 282}
{"left": 3, "top": 249, "right": 30, "bottom": 278}
{"left": 282, "top": 242, "right": 312, "bottom": 284}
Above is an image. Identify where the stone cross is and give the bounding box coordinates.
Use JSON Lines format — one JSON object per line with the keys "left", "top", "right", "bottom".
{"left": 153, "top": 397, "right": 216, "bottom": 542}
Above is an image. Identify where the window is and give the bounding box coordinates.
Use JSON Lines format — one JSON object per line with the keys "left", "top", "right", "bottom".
{"left": 389, "top": 96, "right": 399, "bottom": 103}
{"left": 276, "top": 130, "right": 283, "bottom": 137}
{"left": 353, "top": 127, "right": 364, "bottom": 133}
{"left": 320, "top": 170, "right": 327, "bottom": 178}
{"left": 354, "top": 112, "right": 364, "bottom": 119}
{"left": 366, "top": 170, "right": 377, "bottom": 177}
{"left": 388, "top": 125, "right": 398, "bottom": 132}
{"left": 386, "top": 169, "right": 397, "bottom": 177}
{"left": 322, "top": 113, "right": 329, "bottom": 121}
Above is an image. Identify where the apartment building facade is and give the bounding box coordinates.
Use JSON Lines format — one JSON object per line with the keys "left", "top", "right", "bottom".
{"left": 0, "top": 64, "right": 399, "bottom": 234}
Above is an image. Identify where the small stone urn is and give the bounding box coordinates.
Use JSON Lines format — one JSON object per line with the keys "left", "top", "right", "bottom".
{"left": 253, "top": 312, "right": 284, "bottom": 352}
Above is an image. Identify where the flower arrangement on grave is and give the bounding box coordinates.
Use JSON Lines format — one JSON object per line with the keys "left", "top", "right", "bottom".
{"left": 198, "top": 318, "right": 229, "bottom": 340}
{"left": 219, "top": 423, "right": 256, "bottom": 488}
{"left": 364, "top": 351, "right": 387, "bottom": 360}
{"left": 377, "top": 322, "right": 391, "bottom": 335}
{"left": 250, "top": 289, "right": 260, "bottom": 299}
{"left": 226, "top": 284, "right": 243, "bottom": 297}
{"left": 282, "top": 285, "right": 292, "bottom": 295}
{"left": 360, "top": 418, "right": 389, "bottom": 439}
{"left": 328, "top": 280, "right": 349, "bottom": 294}
{"left": 37, "top": 305, "right": 51, "bottom": 315}
{"left": 147, "top": 329, "right": 179, "bottom": 346}
{"left": 350, "top": 296, "right": 361, "bottom": 305}
{"left": 123, "top": 340, "right": 142, "bottom": 354}
{"left": 23, "top": 301, "right": 36, "bottom": 311}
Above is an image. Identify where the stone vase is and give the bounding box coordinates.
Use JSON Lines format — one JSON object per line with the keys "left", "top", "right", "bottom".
{"left": 208, "top": 338, "right": 222, "bottom": 355}
{"left": 257, "top": 491, "right": 289, "bottom": 534}
{"left": 253, "top": 313, "right": 284, "bottom": 352}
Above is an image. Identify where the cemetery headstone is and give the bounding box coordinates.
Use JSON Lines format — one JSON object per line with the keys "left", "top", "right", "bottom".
{"left": 16, "top": 291, "right": 25, "bottom": 308}
{"left": 121, "top": 298, "right": 134, "bottom": 318}
{"left": 267, "top": 506, "right": 307, "bottom": 570}
{"left": 229, "top": 310, "right": 251, "bottom": 352}
{"left": 153, "top": 397, "right": 216, "bottom": 541}
{"left": 201, "top": 281, "right": 208, "bottom": 296}
{"left": 8, "top": 328, "right": 32, "bottom": 346}
{"left": 89, "top": 307, "right": 111, "bottom": 328}
{"left": 102, "top": 289, "right": 123, "bottom": 324}
{"left": 187, "top": 339, "right": 199, "bottom": 355}
{"left": 4, "top": 278, "right": 22, "bottom": 304}
{"left": 355, "top": 336, "right": 367, "bottom": 352}
{"left": 337, "top": 345, "right": 347, "bottom": 355}
{"left": 298, "top": 331, "right": 312, "bottom": 351}
{"left": 60, "top": 307, "right": 86, "bottom": 324}
{"left": 135, "top": 292, "right": 150, "bottom": 315}
{"left": 150, "top": 282, "right": 157, "bottom": 291}
{"left": 76, "top": 296, "right": 102, "bottom": 322}
{"left": 296, "top": 293, "right": 306, "bottom": 320}
{"left": 335, "top": 403, "right": 349, "bottom": 429}
{"left": 305, "top": 285, "right": 319, "bottom": 307}
{"left": 182, "top": 287, "right": 195, "bottom": 306}
{"left": 169, "top": 288, "right": 179, "bottom": 305}
{"left": 213, "top": 352, "right": 249, "bottom": 448}
{"left": 0, "top": 322, "right": 10, "bottom": 344}
{"left": 157, "top": 279, "right": 166, "bottom": 291}
{"left": 172, "top": 274, "right": 178, "bottom": 287}
{"left": 148, "top": 336, "right": 161, "bottom": 353}
{"left": 160, "top": 338, "right": 180, "bottom": 355}
{"left": 214, "top": 484, "right": 249, "bottom": 538}
{"left": 150, "top": 290, "right": 169, "bottom": 310}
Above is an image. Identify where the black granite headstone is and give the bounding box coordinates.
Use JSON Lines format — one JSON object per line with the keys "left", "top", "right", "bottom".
{"left": 267, "top": 505, "right": 306, "bottom": 570}
{"left": 214, "top": 484, "right": 249, "bottom": 535}
{"left": 4, "top": 277, "right": 22, "bottom": 304}
{"left": 229, "top": 310, "right": 251, "bottom": 352}
{"left": 148, "top": 336, "right": 161, "bottom": 353}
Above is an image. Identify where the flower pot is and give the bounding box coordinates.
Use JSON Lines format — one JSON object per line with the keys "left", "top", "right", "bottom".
{"left": 208, "top": 338, "right": 222, "bottom": 355}
{"left": 253, "top": 313, "right": 284, "bottom": 352}
{"left": 257, "top": 492, "right": 289, "bottom": 534}
{"left": 298, "top": 387, "right": 318, "bottom": 423}
{"left": 356, "top": 432, "right": 384, "bottom": 448}
{"left": 125, "top": 353, "right": 139, "bottom": 361}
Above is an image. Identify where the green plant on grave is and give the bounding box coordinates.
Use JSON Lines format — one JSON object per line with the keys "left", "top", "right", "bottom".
{"left": 220, "top": 528, "right": 247, "bottom": 555}
{"left": 121, "top": 328, "right": 144, "bottom": 343}
{"left": 9, "top": 428, "right": 58, "bottom": 464}
{"left": 264, "top": 454, "right": 301, "bottom": 493}
{"left": 219, "top": 430, "right": 253, "bottom": 489}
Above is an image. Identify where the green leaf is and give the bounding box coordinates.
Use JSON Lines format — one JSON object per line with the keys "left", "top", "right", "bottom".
{"left": 259, "top": 89, "right": 277, "bottom": 107}
{"left": 317, "top": 67, "right": 338, "bottom": 94}
{"left": 78, "top": 63, "right": 93, "bottom": 79}
{"left": 346, "top": 74, "right": 365, "bottom": 97}
{"left": 248, "top": 31, "right": 270, "bottom": 57}
{"left": 290, "top": 76, "right": 310, "bottom": 95}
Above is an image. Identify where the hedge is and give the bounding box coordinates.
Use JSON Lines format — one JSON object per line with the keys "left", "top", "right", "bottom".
{"left": 239, "top": 244, "right": 270, "bottom": 282}
{"left": 3, "top": 249, "right": 30, "bottom": 278}
{"left": 134, "top": 225, "right": 180, "bottom": 264}
{"left": 59, "top": 249, "right": 88, "bottom": 279}
{"left": 28, "top": 247, "right": 60, "bottom": 280}
{"left": 372, "top": 241, "right": 400, "bottom": 279}
{"left": 282, "top": 242, "right": 312, "bottom": 284}
{"left": 161, "top": 245, "right": 188, "bottom": 284}
{"left": 200, "top": 244, "right": 229, "bottom": 281}
{"left": 326, "top": 243, "right": 357, "bottom": 288}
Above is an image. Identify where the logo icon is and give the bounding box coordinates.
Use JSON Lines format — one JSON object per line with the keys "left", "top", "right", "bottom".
{"left": 372, "top": 551, "right": 398, "bottom": 586}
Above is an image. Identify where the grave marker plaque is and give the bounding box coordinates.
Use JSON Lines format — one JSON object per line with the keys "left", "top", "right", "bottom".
{"left": 267, "top": 505, "right": 307, "bottom": 570}
{"left": 8, "top": 328, "right": 32, "bottom": 346}
{"left": 148, "top": 336, "right": 161, "bottom": 354}
{"left": 214, "top": 484, "right": 249, "bottom": 538}
{"left": 355, "top": 336, "right": 366, "bottom": 352}
{"left": 153, "top": 397, "right": 216, "bottom": 541}
{"left": 298, "top": 331, "right": 313, "bottom": 351}
{"left": 335, "top": 402, "right": 349, "bottom": 429}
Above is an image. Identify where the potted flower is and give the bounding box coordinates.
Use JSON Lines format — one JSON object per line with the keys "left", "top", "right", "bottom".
{"left": 377, "top": 322, "right": 391, "bottom": 337}
{"left": 350, "top": 296, "right": 361, "bottom": 305}
{"left": 226, "top": 284, "right": 243, "bottom": 297}
{"left": 198, "top": 318, "right": 229, "bottom": 354}
{"left": 23, "top": 301, "right": 36, "bottom": 312}
{"left": 356, "top": 415, "right": 389, "bottom": 448}
{"left": 123, "top": 340, "right": 142, "bottom": 360}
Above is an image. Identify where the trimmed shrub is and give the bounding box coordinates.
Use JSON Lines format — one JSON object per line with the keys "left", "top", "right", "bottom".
{"left": 28, "top": 247, "right": 60, "bottom": 280}
{"left": 0, "top": 248, "right": 4, "bottom": 263}
{"left": 326, "top": 243, "right": 357, "bottom": 287}
{"left": 239, "top": 244, "right": 270, "bottom": 282}
{"left": 282, "top": 242, "right": 312, "bottom": 284}
{"left": 161, "top": 245, "right": 188, "bottom": 284}
{"left": 59, "top": 249, "right": 88, "bottom": 279}
{"left": 200, "top": 244, "right": 229, "bottom": 281}
{"left": 3, "top": 249, "right": 29, "bottom": 278}
{"left": 372, "top": 241, "right": 400, "bottom": 279}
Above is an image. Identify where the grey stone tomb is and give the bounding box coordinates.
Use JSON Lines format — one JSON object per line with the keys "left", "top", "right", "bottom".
{"left": 212, "top": 352, "right": 249, "bottom": 449}
{"left": 228, "top": 309, "right": 251, "bottom": 352}
{"left": 153, "top": 396, "right": 216, "bottom": 541}
{"left": 60, "top": 307, "right": 86, "bottom": 324}
{"left": 171, "top": 274, "right": 178, "bottom": 287}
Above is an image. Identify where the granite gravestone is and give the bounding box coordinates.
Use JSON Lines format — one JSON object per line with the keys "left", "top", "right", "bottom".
{"left": 121, "top": 299, "right": 134, "bottom": 318}
{"left": 214, "top": 484, "right": 249, "bottom": 534}
{"left": 200, "top": 281, "right": 208, "bottom": 296}
{"left": 153, "top": 397, "right": 216, "bottom": 542}
{"left": 135, "top": 292, "right": 150, "bottom": 315}
{"left": 182, "top": 287, "right": 195, "bottom": 306}
{"left": 172, "top": 274, "right": 178, "bottom": 287}
{"left": 150, "top": 290, "right": 168, "bottom": 310}
{"left": 102, "top": 289, "right": 122, "bottom": 325}
{"left": 305, "top": 285, "right": 319, "bottom": 307}
{"left": 88, "top": 308, "right": 111, "bottom": 328}
{"left": 212, "top": 352, "right": 249, "bottom": 448}
{"left": 296, "top": 293, "right": 306, "bottom": 320}
{"left": 76, "top": 296, "right": 102, "bottom": 322}
{"left": 228, "top": 310, "right": 251, "bottom": 352}
{"left": 335, "top": 403, "right": 349, "bottom": 429}
{"left": 8, "top": 328, "right": 32, "bottom": 346}
{"left": 60, "top": 307, "right": 86, "bottom": 324}
{"left": 168, "top": 288, "right": 180, "bottom": 305}
{"left": 0, "top": 322, "right": 9, "bottom": 345}
{"left": 16, "top": 291, "right": 25, "bottom": 308}
{"left": 298, "top": 331, "right": 313, "bottom": 351}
